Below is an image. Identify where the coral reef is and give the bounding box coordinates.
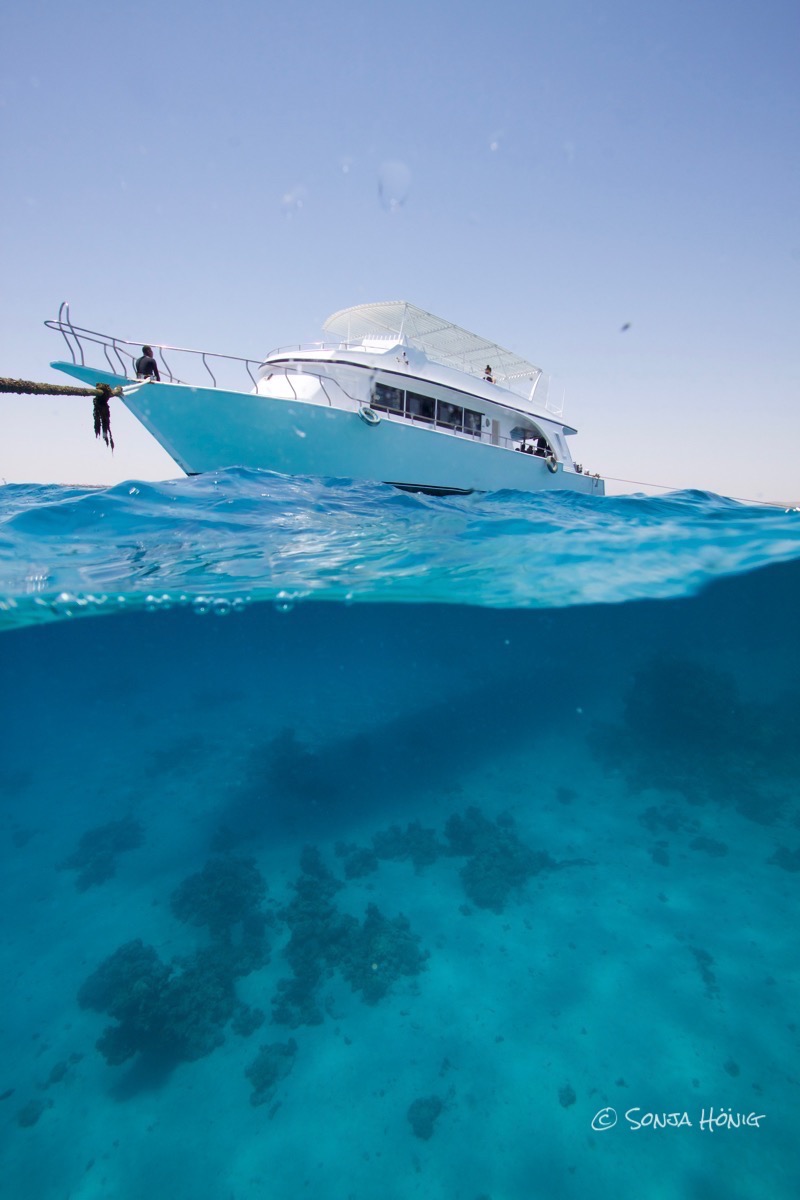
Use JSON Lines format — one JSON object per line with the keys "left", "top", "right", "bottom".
{"left": 688, "top": 946, "right": 718, "bottom": 998}
{"left": 690, "top": 836, "right": 728, "bottom": 857}
{"left": 591, "top": 658, "right": 800, "bottom": 824}
{"left": 145, "top": 734, "right": 208, "bottom": 779}
{"left": 78, "top": 939, "right": 238, "bottom": 1066}
{"left": 254, "top": 728, "right": 336, "bottom": 812}
{"left": 649, "top": 841, "right": 670, "bottom": 866}
{"left": 640, "top": 805, "right": 698, "bottom": 835}
{"left": 171, "top": 855, "right": 271, "bottom": 979}
{"left": 78, "top": 853, "right": 275, "bottom": 1068}
{"left": 334, "top": 842, "right": 379, "bottom": 879}
{"left": 768, "top": 846, "right": 800, "bottom": 872}
{"left": 272, "top": 846, "right": 428, "bottom": 1023}
{"left": 17, "top": 1097, "right": 52, "bottom": 1128}
{"left": 231, "top": 1004, "right": 265, "bottom": 1037}
{"left": 246, "top": 1038, "right": 297, "bottom": 1107}
{"left": 170, "top": 854, "right": 267, "bottom": 935}
{"left": 340, "top": 903, "right": 429, "bottom": 1005}
{"left": 372, "top": 821, "right": 444, "bottom": 873}
{"left": 407, "top": 1094, "right": 443, "bottom": 1140}
{"left": 445, "top": 807, "right": 556, "bottom": 913}
{"left": 272, "top": 847, "right": 350, "bottom": 1028}
{"left": 59, "top": 816, "right": 143, "bottom": 891}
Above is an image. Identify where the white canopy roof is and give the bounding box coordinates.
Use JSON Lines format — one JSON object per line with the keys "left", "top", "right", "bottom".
{"left": 323, "top": 301, "right": 542, "bottom": 391}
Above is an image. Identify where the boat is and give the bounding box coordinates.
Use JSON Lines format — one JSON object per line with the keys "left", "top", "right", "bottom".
{"left": 47, "top": 301, "right": 605, "bottom": 496}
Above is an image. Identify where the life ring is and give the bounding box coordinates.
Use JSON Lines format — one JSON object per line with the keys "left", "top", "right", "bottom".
{"left": 545, "top": 453, "right": 558, "bottom": 473}
{"left": 359, "top": 406, "right": 381, "bottom": 426}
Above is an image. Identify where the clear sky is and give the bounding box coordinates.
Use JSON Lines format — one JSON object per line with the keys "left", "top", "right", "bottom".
{"left": 1, "top": 0, "right": 798, "bottom": 501}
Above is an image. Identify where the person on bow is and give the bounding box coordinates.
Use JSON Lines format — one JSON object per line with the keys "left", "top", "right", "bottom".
{"left": 135, "top": 345, "right": 160, "bottom": 381}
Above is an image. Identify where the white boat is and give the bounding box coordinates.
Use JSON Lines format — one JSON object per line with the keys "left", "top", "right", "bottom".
{"left": 48, "top": 301, "right": 604, "bottom": 496}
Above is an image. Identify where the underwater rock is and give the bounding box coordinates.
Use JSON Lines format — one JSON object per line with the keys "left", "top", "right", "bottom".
{"left": 59, "top": 816, "right": 143, "bottom": 891}
{"left": 407, "top": 1094, "right": 443, "bottom": 1140}
{"left": 372, "top": 821, "right": 444, "bottom": 872}
{"left": 246, "top": 1038, "right": 297, "bottom": 1106}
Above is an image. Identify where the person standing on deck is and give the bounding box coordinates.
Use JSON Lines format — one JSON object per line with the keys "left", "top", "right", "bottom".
{"left": 135, "top": 346, "right": 160, "bottom": 381}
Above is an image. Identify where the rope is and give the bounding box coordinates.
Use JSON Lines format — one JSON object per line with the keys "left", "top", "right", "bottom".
{"left": 601, "top": 473, "right": 790, "bottom": 509}
{"left": 0, "top": 377, "right": 121, "bottom": 452}
{"left": 1, "top": 376, "right": 103, "bottom": 397}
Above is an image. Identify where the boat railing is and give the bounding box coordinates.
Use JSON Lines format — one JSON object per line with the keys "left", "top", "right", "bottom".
{"left": 46, "top": 308, "right": 566, "bottom": 418}
{"left": 266, "top": 341, "right": 565, "bottom": 415}
{"left": 45, "top": 303, "right": 267, "bottom": 391}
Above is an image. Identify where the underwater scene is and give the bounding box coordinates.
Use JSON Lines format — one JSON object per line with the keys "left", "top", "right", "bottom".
{"left": 1, "top": 471, "right": 800, "bottom": 1200}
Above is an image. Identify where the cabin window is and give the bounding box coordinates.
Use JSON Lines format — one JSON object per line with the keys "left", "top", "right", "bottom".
{"left": 371, "top": 382, "right": 404, "bottom": 413}
{"left": 370, "top": 384, "right": 482, "bottom": 437}
{"left": 463, "top": 408, "right": 482, "bottom": 436}
{"left": 407, "top": 391, "right": 436, "bottom": 423}
{"left": 437, "top": 400, "right": 463, "bottom": 429}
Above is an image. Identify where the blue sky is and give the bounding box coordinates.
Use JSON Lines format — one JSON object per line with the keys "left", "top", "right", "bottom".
{"left": 1, "top": 0, "right": 797, "bottom": 500}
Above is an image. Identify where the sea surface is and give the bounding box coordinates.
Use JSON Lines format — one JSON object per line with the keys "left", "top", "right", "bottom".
{"left": 1, "top": 469, "right": 799, "bottom": 1200}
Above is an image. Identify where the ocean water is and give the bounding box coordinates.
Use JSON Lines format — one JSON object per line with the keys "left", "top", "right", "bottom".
{"left": 1, "top": 469, "right": 799, "bottom": 1200}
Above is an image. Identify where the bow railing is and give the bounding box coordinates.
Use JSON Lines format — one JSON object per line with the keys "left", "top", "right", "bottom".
{"left": 46, "top": 302, "right": 266, "bottom": 391}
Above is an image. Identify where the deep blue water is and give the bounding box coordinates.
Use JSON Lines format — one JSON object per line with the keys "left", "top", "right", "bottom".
{"left": 1, "top": 471, "right": 799, "bottom": 1199}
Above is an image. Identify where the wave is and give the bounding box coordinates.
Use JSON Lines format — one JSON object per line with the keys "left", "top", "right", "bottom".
{"left": 1, "top": 468, "right": 799, "bottom": 629}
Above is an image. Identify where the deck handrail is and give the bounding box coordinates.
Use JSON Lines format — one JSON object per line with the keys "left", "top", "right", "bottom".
{"left": 46, "top": 308, "right": 566, "bottom": 415}
{"left": 46, "top": 304, "right": 265, "bottom": 390}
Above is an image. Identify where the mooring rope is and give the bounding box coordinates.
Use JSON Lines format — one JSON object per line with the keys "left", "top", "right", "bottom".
{"left": 600, "top": 473, "right": 791, "bottom": 509}
{"left": 0, "top": 377, "right": 121, "bottom": 451}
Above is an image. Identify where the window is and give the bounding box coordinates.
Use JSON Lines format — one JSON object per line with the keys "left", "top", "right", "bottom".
{"left": 406, "top": 391, "right": 436, "bottom": 423}
{"left": 371, "top": 382, "right": 404, "bottom": 413}
{"left": 370, "top": 383, "right": 482, "bottom": 437}
{"left": 463, "top": 408, "right": 482, "bottom": 436}
{"left": 437, "top": 400, "right": 463, "bottom": 429}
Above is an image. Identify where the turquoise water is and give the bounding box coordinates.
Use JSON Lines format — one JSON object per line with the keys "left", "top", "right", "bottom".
{"left": 1, "top": 470, "right": 799, "bottom": 1199}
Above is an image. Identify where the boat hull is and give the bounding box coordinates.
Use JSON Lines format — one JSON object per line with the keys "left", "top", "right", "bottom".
{"left": 51, "top": 365, "right": 604, "bottom": 495}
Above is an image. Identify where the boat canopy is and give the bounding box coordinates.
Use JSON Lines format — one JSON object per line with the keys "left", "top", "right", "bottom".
{"left": 323, "top": 301, "right": 543, "bottom": 392}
